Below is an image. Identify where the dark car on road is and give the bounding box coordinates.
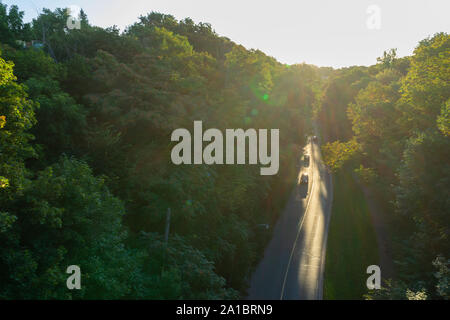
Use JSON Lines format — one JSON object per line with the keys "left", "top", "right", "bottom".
{"left": 300, "top": 173, "right": 309, "bottom": 184}
{"left": 303, "top": 154, "right": 310, "bottom": 167}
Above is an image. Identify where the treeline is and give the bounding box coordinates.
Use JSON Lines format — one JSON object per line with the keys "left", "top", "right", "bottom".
{"left": 0, "top": 5, "right": 322, "bottom": 298}
{"left": 319, "top": 37, "right": 449, "bottom": 299}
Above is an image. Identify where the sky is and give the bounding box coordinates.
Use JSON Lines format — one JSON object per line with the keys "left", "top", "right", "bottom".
{"left": 4, "top": 0, "right": 450, "bottom": 68}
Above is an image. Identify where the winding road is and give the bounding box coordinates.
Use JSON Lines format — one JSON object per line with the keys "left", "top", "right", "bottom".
{"left": 247, "top": 137, "right": 333, "bottom": 300}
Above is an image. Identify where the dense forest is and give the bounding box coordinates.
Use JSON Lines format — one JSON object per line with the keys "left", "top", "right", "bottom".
{"left": 319, "top": 39, "right": 449, "bottom": 299}
{"left": 0, "top": 3, "right": 448, "bottom": 300}
{"left": 0, "top": 4, "right": 324, "bottom": 299}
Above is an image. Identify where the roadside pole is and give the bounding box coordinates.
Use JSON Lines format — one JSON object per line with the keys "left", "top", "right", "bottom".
{"left": 162, "top": 207, "right": 171, "bottom": 272}
{"left": 164, "top": 207, "right": 171, "bottom": 244}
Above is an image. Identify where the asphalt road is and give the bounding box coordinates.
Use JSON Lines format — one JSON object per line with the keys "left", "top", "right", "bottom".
{"left": 247, "top": 137, "right": 333, "bottom": 300}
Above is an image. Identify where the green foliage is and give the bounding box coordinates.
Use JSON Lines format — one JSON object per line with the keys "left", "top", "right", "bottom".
{"left": 321, "top": 139, "right": 359, "bottom": 172}
{"left": 0, "top": 157, "right": 126, "bottom": 298}
{"left": 376, "top": 48, "right": 397, "bottom": 69}
{"left": 131, "top": 232, "right": 239, "bottom": 299}
{"left": 365, "top": 256, "right": 449, "bottom": 300}
{"left": 399, "top": 32, "right": 450, "bottom": 132}
{"left": 354, "top": 165, "right": 377, "bottom": 184}
{"left": 0, "top": 4, "right": 32, "bottom": 46}
{"left": 437, "top": 99, "right": 450, "bottom": 136}
{"left": 0, "top": 52, "right": 36, "bottom": 201}
{"left": 319, "top": 32, "right": 449, "bottom": 299}
{"left": 433, "top": 256, "right": 450, "bottom": 299}
{"left": 25, "top": 76, "right": 87, "bottom": 164}
{"left": 364, "top": 279, "right": 428, "bottom": 300}
{"left": 127, "top": 12, "right": 234, "bottom": 60}
{"left": 1, "top": 157, "right": 135, "bottom": 299}
{"left": 0, "top": 45, "right": 60, "bottom": 82}
{"left": 0, "top": 6, "right": 319, "bottom": 299}
{"left": 393, "top": 131, "right": 450, "bottom": 295}
{"left": 2, "top": 3, "right": 445, "bottom": 301}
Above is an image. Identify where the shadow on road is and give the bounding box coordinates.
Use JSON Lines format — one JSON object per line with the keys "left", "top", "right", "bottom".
{"left": 296, "top": 183, "right": 308, "bottom": 200}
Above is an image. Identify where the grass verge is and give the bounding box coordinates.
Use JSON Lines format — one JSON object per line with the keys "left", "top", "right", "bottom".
{"left": 324, "top": 168, "right": 379, "bottom": 299}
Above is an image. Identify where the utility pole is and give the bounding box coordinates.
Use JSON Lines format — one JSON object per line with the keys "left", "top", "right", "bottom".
{"left": 162, "top": 207, "right": 171, "bottom": 272}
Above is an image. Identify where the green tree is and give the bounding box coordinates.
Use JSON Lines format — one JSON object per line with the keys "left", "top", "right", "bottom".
{"left": 1, "top": 157, "right": 138, "bottom": 299}
{"left": 398, "top": 33, "right": 450, "bottom": 132}
{"left": 0, "top": 51, "right": 36, "bottom": 203}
